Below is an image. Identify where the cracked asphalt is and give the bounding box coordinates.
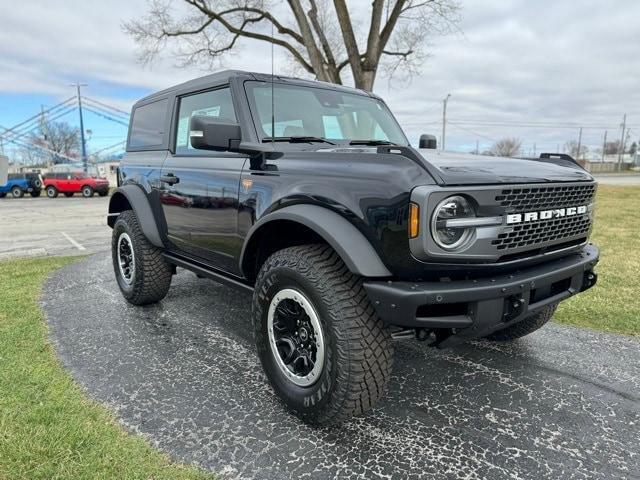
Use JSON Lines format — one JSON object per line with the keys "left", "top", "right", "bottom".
{"left": 42, "top": 254, "right": 640, "bottom": 479}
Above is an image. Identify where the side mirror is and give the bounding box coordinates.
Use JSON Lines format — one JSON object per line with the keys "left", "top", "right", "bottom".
{"left": 419, "top": 134, "right": 437, "bottom": 149}
{"left": 190, "top": 116, "right": 242, "bottom": 152}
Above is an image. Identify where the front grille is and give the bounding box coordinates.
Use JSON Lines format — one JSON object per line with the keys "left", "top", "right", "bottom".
{"left": 496, "top": 184, "right": 596, "bottom": 212}
{"left": 492, "top": 215, "right": 591, "bottom": 250}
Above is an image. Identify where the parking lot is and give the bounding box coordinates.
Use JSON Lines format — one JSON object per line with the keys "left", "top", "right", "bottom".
{"left": 0, "top": 196, "right": 111, "bottom": 260}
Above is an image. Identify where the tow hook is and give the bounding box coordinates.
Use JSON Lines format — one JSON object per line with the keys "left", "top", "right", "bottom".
{"left": 582, "top": 271, "right": 597, "bottom": 291}
{"left": 503, "top": 295, "right": 525, "bottom": 322}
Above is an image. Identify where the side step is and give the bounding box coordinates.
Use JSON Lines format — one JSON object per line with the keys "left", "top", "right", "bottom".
{"left": 163, "top": 252, "right": 254, "bottom": 294}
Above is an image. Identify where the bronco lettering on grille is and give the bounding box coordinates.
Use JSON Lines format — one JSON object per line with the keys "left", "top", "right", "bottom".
{"left": 506, "top": 205, "right": 588, "bottom": 225}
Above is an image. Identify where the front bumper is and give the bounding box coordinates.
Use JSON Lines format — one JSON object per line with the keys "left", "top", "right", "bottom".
{"left": 364, "top": 244, "right": 599, "bottom": 347}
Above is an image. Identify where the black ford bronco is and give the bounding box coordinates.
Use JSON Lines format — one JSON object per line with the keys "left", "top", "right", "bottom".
{"left": 109, "top": 70, "right": 599, "bottom": 425}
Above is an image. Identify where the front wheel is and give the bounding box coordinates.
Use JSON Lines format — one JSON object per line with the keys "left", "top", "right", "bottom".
{"left": 11, "top": 186, "right": 24, "bottom": 198}
{"left": 253, "top": 244, "right": 393, "bottom": 426}
{"left": 112, "top": 210, "right": 172, "bottom": 305}
{"left": 46, "top": 186, "right": 58, "bottom": 198}
{"left": 82, "top": 186, "right": 94, "bottom": 197}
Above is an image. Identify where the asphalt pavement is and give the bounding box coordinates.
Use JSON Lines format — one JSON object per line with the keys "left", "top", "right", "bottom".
{"left": 42, "top": 254, "right": 640, "bottom": 480}
{"left": 0, "top": 196, "right": 111, "bottom": 259}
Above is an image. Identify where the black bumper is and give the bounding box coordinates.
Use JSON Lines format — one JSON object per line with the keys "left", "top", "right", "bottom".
{"left": 364, "top": 244, "right": 599, "bottom": 347}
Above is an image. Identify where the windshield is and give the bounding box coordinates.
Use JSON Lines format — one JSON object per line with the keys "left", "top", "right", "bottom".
{"left": 245, "top": 81, "right": 408, "bottom": 145}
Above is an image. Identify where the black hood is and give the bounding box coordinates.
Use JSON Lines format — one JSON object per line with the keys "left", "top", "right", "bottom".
{"left": 416, "top": 150, "right": 593, "bottom": 185}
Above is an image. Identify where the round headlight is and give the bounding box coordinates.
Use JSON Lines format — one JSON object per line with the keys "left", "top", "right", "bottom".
{"left": 431, "top": 195, "right": 476, "bottom": 250}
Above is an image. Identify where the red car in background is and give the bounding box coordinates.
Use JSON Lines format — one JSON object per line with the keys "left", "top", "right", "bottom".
{"left": 44, "top": 172, "right": 110, "bottom": 198}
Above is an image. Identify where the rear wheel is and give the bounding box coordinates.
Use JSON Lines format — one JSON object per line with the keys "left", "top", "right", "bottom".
{"left": 485, "top": 304, "right": 557, "bottom": 341}
{"left": 82, "top": 186, "right": 94, "bottom": 198}
{"left": 64, "top": 192, "right": 74, "bottom": 197}
{"left": 46, "top": 186, "right": 58, "bottom": 198}
{"left": 11, "top": 186, "right": 24, "bottom": 198}
{"left": 112, "top": 210, "right": 172, "bottom": 305}
{"left": 253, "top": 244, "right": 393, "bottom": 426}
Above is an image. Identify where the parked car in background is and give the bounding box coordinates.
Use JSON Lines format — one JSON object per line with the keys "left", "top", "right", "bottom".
{"left": 0, "top": 176, "right": 34, "bottom": 198}
{"left": 43, "top": 172, "right": 110, "bottom": 198}
{"left": 8, "top": 172, "right": 43, "bottom": 197}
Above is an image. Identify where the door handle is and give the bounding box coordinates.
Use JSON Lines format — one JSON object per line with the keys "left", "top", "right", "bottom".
{"left": 160, "top": 173, "right": 180, "bottom": 185}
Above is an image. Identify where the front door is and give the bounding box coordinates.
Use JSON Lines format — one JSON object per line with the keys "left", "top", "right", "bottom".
{"left": 159, "top": 86, "right": 247, "bottom": 275}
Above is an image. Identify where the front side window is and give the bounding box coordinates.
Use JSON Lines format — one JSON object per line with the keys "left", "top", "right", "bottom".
{"left": 245, "top": 81, "right": 408, "bottom": 145}
{"left": 175, "top": 87, "right": 236, "bottom": 154}
{"left": 129, "top": 99, "right": 168, "bottom": 148}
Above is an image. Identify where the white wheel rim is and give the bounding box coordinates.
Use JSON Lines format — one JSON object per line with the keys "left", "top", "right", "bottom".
{"left": 117, "top": 232, "right": 135, "bottom": 285}
{"left": 267, "top": 288, "right": 325, "bottom": 387}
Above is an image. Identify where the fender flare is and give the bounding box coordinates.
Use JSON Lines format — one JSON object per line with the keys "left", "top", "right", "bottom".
{"left": 108, "top": 185, "right": 164, "bottom": 248}
{"left": 241, "top": 204, "right": 392, "bottom": 278}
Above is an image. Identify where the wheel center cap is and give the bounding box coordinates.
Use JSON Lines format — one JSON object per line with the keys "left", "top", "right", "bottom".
{"left": 299, "top": 327, "right": 309, "bottom": 342}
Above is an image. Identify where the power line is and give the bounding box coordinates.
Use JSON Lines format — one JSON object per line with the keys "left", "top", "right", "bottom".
{"left": 82, "top": 96, "right": 130, "bottom": 117}
{"left": 447, "top": 122, "right": 497, "bottom": 143}
{"left": 83, "top": 107, "right": 130, "bottom": 127}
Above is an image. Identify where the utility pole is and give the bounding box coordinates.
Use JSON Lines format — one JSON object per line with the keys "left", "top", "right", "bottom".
{"left": 576, "top": 127, "right": 583, "bottom": 161}
{"left": 533, "top": 142, "right": 537, "bottom": 157}
{"left": 71, "top": 82, "right": 88, "bottom": 173}
{"left": 441, "top": 93, "right": 451, "bottom": 150}
{"left": 601, "top": 130, "right": 607, "bottom": 163}
{"left": 618, "top": 113, "right": 626, "bottom": 172}
{"left": 475, "top": 139, "right": 479, "bottom": 155}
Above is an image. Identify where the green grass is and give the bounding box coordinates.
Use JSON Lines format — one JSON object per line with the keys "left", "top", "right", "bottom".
{"left": 0, "top": 257, "right": 212, "bottom": 480}
{"left": 554, "top": 185, "right": 640, "bottom": 336}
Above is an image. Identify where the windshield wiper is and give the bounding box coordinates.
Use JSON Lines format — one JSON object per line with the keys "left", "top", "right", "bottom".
{"left": 262, "top": 136, "right": 335, "bottom": 145}
{"left": 349, "top": 139, "right": 397, "bottom": 146}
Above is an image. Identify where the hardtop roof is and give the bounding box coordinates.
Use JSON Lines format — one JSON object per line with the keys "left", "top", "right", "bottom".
{"left": 133, "top": 70, "right": 378, "bottom": 107}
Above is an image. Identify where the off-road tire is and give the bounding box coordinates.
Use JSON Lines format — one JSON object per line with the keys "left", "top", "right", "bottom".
{"left": 30, "top": 190, "right": 41, "bottom": 197}
{"left": 11, "top": 186, "right": 24, "bottom": 198}
{"left": 46, "top": 186, "right": 58, "bottom": 198}
{"left": 485, "top": 304, "right": 557, "bottom": 341}
{"left": 82, "top": 186, "right": 94, "bottom": 198}
{"left": 64, "top": 192, "right": 74, "bottom": 197}
{"left": 112, "top": 210, "right": 172, "bottom": 305}
{"left": 253, "top": 244, "right": 393, "bottom": 426}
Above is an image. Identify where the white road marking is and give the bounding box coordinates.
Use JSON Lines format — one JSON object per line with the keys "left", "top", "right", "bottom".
{"left": 61, "top": 232, "right": 87, "bottom": 251}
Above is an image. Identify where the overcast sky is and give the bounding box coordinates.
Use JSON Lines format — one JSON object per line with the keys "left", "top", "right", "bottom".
{"left": 0, "top": 0, "right": 638, "bottom": 156}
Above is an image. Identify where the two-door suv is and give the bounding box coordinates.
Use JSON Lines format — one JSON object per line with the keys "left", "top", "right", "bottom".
{"left": 44, "top": 171, "right": 110, "bottom": 198}
{"left": 109, "top": 71, "right": 599, "bottom": 425}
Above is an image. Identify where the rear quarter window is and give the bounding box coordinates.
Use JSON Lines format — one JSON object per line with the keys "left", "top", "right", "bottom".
{"left": 128, "top": 99, "right": 169, "bottom": 149}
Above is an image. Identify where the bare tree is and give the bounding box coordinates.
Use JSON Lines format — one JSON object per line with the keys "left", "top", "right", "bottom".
{"left": 123, "top": 0, "right": 461, "bottom": 91}
{"left": 485, "top": 137, "right": 522, "bottom": 157}
{"left": 603, "top": 140, "right": 620, "bottom": 155}
{"left": 31, "top": 119, "right": 79, "bottom": 164}
{"left": 564, "top": 140, "right": 588, "bottom": 160}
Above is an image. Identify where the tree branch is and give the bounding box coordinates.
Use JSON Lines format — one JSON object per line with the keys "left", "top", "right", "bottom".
{"left": 332, "top": 0, "right": 363, "bottom": 79}
{"left": 181, "top": 0, "right": 314, "bottom": 73}
{"left": 287, "top": 0, "right": 330, "bottom": 81}
{"left": 364, "top": 0, "right": 384, "bottom": 68}
{"left": 307, "top": 0, "right": 338, "bottom": 76}
{"left": 379, "top": 0, "right": 408, "bottom": 57}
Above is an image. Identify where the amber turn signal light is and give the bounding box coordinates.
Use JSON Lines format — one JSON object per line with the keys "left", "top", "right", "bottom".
{"left": 409, "top": 202, "right": 419, "bottom": 238}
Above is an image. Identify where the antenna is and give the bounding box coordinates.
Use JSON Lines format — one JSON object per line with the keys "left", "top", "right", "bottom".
{"left": 271, "top": 19, "right": 275, "bottom": 145}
